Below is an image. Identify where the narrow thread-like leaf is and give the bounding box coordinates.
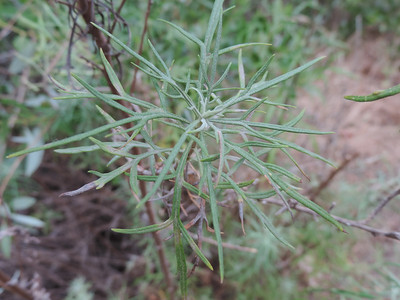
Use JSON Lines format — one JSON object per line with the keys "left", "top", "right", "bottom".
{"left": 99, "top": 48, "right": 125, "bottom": 95}
{"left": 136, "top": 121, "right": 199, "bottom": 208}
{"left": 112, "top": 218, "right": 173, "bottom": 234}
{"left": 7, "top": 115, "right": 144, "bottom": 158}
{"left": 246, "top": 198, "right": 294, "bottom": 249}
{"left": 218, "top": 43, "right": 271, "bottom": 55}
{"left": 249, "top": 56, "right": 325, "bottom": 95}
{"left": 273, "top": 176, "right": 344, "bottom": 231}
{"left": 202, "top": 152, "right": 224, "bottom": 282}
{"left": 72, "top": 74, "right": 135, "bottom": 116}
{"left": 179, "top": 221, "right": 213, "bottom": 270}
{"left": 172, "top": 141, "right": 194, "bottom": 297}
{"left": 159, "top": 19, "right": 204, "bottom": 49}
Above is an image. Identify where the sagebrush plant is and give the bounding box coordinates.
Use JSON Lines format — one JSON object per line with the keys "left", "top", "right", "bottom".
{"left": 8, "top": 1, "right": 344, "bottom": 296}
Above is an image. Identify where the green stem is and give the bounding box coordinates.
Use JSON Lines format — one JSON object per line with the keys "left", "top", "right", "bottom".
{"left": 345, "top": 83, "right": 400, "bottom": 102}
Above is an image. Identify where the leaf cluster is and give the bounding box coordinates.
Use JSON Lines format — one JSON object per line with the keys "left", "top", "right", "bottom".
{"left": 7, "top": 1, "right": 343, "bottom": 297}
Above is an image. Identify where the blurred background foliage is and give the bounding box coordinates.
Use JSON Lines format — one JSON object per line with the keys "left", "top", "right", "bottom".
{"left": 1, "top": 0, "right": 400, "bottom": 299}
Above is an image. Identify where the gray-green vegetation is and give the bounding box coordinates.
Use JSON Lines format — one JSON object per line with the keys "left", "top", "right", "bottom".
{"left": 1, "top": 0, "right": 399, "bottom": 299}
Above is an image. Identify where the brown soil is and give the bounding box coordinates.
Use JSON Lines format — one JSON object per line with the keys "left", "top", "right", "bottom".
{"left": 296, "top": 32, "right": 400, "bottom": 292}
{"left": 298, "top": 33, "right": 400, "bottom": 174}
{"left": 0, "top": 155, "right": 147, "bottom": 299}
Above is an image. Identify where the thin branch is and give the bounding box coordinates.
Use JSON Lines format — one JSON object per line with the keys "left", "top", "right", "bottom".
{"left": 189, "top": 232, "right": 258, "bottom": 253}
{"left": 130, "top": 0, "right": 153, "bottom": 94}
{"left": 0, "top": 269, "right": 33, "bottom": 300}
{"left": 76, "top": 0, "right": 119, "bottom": 95}
{"left": 144, "top": 193, "right": 176, "bottom": 297}
{"left": 59, "top": 1, "right": 174, "bottom": 295}
{"left": 332, "top": 214, "right": 400, "bottom": 240}
{"left": 188, "top": 198, "right": 207, "bottom": 277}
{"left": 264, "top": 198, "right": 400, "bottom": 241}
{"left": 362, "top": 187, "right": 400, "bottom": 224}
{"left": 308, "top": 153, "right": 358, "bottom": 201}
{"left": 108, "top": 0, "right": 127, "bottom": 35}
{"left": 136, "top": 152, "right": 175, "bottom": 297}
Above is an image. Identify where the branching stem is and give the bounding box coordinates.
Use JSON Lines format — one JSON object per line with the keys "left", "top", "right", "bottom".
{"left": 130, "top": 0, "right": 153, "bottom": 94}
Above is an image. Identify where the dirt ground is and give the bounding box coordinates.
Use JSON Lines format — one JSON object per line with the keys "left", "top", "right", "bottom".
{"left": 296, "top": 32, "right": 400, "bottom": 292}
{"left": 298, "top": 33, "right": 400, "bottom": 173}
{"left": 1, "top": 33, "right": 400, "bottom": 299}
{"left": 0, "top": 154, "right": 147, "bottom": 299}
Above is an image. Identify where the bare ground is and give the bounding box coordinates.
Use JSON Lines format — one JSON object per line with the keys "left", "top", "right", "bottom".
{"left": 298, "top": 33, "right": 400, "bottom": 172}
{"left": 295, "top": 33, "right": 400, "bottom": 294}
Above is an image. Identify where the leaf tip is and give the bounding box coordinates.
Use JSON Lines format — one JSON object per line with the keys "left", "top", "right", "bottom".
{"left": 59, "top": 181, "right": 97, "bottom": 197}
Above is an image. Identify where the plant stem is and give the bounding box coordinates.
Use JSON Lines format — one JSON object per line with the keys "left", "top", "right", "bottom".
{"left": 75, "top": 2, "right": 174, "bottom": 294}
{"left": 142, "top": 181, "right": 175, "bottom": 296}
{"left": 130, "top": 0, "right": 153, "bottom": 94}
{"left": 77, "top": 0, "right": 119, "bottom": 95}
{"left": 134, "top": 149, "right": 175, "bottom": 297}
{"left": 108, "top": 0, "right": 127, "bottom": 36}
{"left": 0, "top": 269, "right": 33, "bottom": 300}
{"left": 125, "top": 0, "right": 174, "bottom": 293}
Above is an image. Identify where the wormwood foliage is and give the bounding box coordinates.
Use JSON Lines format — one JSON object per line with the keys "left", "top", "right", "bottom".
{"left": 345, "top": 83, "right": 400, "bottom": 102}
{"left": 8, "top": 1, "right": 344, "bottom": 296}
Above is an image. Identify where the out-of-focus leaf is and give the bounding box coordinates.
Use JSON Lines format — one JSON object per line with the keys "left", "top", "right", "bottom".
{"left": 9, "top": 36, "right": 36, "bottom": 74}
{"left": 0, "top": 206, "right": 44, "bottom": 228}
{"left": 112, "top": 219, "right": 173, "bottom": 234}
{"left": 10, "top": 196, "right": 36, "bottom": 211}
{"left": 0, "top": 223, "right": 12, "bottom": 258}
{"left": 25, "top": 149, "right": 44, "bottom": 177}
{"left": 9, "top": 214, "right": 45, "bottom": 228}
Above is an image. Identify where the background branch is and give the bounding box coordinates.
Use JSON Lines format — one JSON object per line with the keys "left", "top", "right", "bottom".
{"left": 264, "top": 194, "right": 400, "bottom": 241}
{"left": 130, "top": 0, "right": 152, "bottom": 94}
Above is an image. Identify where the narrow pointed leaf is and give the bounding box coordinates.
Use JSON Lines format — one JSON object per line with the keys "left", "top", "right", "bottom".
{"left": 72, "top": 73, "right": 136, "bottom": 116}
{"left": 204, "top": 0, "right": 223, "bottom": 51}
{"left": 112, "top": 218, "right": 173, "bottom": 234}
{"left": 238, "top": 49, "right": 245, "bottom": 89}
{"left": 171, "top": 141, "right": 193, "bottom": 297}
{"left": 159, "top": 19, "right": 204, "bottom": 49}
{"left": 147, "top": 39, "right": 170, "bottom": 75}
{"left": 212, "top": 62, "right": 232, "bottom": 88}
{"left": 182, "top": 181, "right": 210, "bottom": 200}
{"left": 273, "top": 176, "right": 344, "bottom": 231}
{"left": 246, "top": 198, "right": 294, "bottom": 249}
{"left": 95, "top": 160, "right": 133, "bottom": 188}
{"left": 7, "top": 115, "right": 141, "bottom": 158}
{"left": 60, "top": 181, "right": 97, "bottom": 197}
{"left": 209, "top": 7, "right": 223, "bottom": 85}
{"left": 91, "top": 22, "right": 165, "bottom": 78}
{"left": 136, "top": 121, "right": 198, "bottom": 208}
{"left": 99, "top": 48, "right": 125, "bottom": 95}
{"left": 245, "top": 190, "right": 276, "bottom": 199}
{"left": 204, "top": 161, "right": 224, "bottom": 282}
{"left": 179, "top": 222, "right": 213, "bottom": 270}
{"left": 245, "top": 55, "right": 275, "bottom": 92}
{"left": 250, "top": 56, "right": 325, "bottom": 95}
{"left": 89, "top": 137, "right": 136, "bottom": 159}
{"left": 218, "top": 43, "right": 271, "bottom": 55}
